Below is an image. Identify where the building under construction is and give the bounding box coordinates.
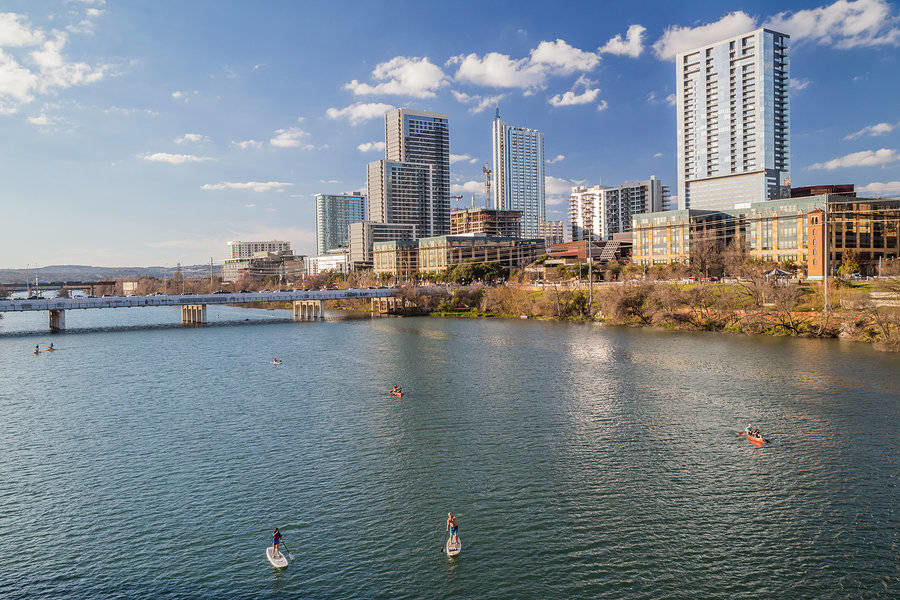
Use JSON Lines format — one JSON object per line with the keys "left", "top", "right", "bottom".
{"left": 450, "top": 208, "right": 522, "bottom": 237}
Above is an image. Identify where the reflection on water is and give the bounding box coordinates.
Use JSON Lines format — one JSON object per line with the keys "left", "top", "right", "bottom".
{"left": 0, "top": 316, "right": 896, "bottom": 599}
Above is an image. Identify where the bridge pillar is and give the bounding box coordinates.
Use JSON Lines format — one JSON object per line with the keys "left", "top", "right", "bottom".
{"left": 181, "top": 304, "right": 207, "bottom": 325}
{"left": 49, "top": 309, "right": 65, "bottom": 332}
{"left": 293, "top": 300, "right": 325, "bottom": 322}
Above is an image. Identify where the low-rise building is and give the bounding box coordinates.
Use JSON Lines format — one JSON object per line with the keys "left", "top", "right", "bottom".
{"left": 547, "top": 238, "right": 632, "bottom": 265}
{"left": 450, "top": 208, "right": 521, "bottom": 237}
{"left": 631, "top": 194, "right": 900, "bottom": 276}
{"left": 416, "top": 235, "right": 545, "bottom": 274}
{"left": 308, "top": 249, "right": 350, "bottom": 276}
{"left": 372, "top": 240, "right": 419, "bottom": 279}
{"left": 538, "top": 220, "right": 567, "bottom": 247}
{"left": 348, "top": 221, "right": 417, "bottom": 269}
{"left": 224, "top": 240, "right": 293, "bottom": 282}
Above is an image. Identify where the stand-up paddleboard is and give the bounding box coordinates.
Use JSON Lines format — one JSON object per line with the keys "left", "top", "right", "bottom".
{"left": 445, "top": 537, "right": 461, "bottom": 557}
{"left": 266, "top": 546, "right": 289, "bottom": 568}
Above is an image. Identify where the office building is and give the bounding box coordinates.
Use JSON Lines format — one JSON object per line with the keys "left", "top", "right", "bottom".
{"left": 631, "top": 195, "right": 900, "bottom": 276}
{"left": 416, "top": 235, "right": 546, "bottom": 274}
{"left": 676, "top": 28, "right": 791, "bottom": 210}
{"left": 372, "top": 240, "right": 419, "bottom": 279}
{"left": 450, "top": 208, "right": 522, "bottom": 237}
{"left": 348, "top": 221, "right": 417, "bottom": 268}
{"left": 224, "top": 240, "right": 292, "bottom": 282}
{"left": 367, "top": 108, "right": 450, "bottom": 237}
{"left": 492, "top": 114, "right": 545, "bottom": 237}
{"left": 570, "top": 177, "right": 667, "bottom": 241}
{"left": 315, "top": 193, "right": 367, "bottom": 255}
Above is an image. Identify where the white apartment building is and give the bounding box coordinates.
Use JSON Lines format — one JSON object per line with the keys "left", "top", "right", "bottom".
{"left": 676, "top": 28, "right": 790, "bottom": 211}
{"left": 492, "top": 115, "right": 545, "bottom": 238}
{"left": 569, "top": 177, "right": 667, "bottom": 241}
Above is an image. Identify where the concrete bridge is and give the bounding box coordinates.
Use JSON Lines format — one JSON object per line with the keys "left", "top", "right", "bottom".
{"left": 0, "top": 288, "right": 399, "bottom": 331}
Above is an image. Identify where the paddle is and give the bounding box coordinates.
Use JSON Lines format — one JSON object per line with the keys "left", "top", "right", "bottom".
{"left": 279, "top": 540, "right": 293, "bottom": 561}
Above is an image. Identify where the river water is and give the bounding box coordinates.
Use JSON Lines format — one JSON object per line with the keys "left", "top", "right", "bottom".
{"left": 0, "top": 308, "right": 897, "bottom": 599}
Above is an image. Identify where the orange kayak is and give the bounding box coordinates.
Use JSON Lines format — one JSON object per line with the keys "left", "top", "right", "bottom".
{"left": 389, "top": 390, "right": 402, "bottom": 398}
{"left": 747, "top": 434, "right": 764, "bottom": 445}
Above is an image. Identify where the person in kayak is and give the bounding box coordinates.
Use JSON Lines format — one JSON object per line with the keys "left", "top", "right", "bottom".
{"left": 446, "top": 513, "right": 459, "bottom": 546}
{"left": 745, "top": 424, "right": 753, "bottom": 435}
{"left": 272, "top": 527, "right": 283, "bottom": 558}
{"left": 48, "top": 343, "right": 54, "bottom": 351}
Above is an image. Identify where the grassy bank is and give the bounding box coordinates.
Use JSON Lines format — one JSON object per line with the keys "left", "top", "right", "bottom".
{"left": 403, "top": 281, "right": 900, "bottom": 352}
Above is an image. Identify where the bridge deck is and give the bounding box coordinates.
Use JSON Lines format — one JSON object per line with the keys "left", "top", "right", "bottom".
{"left": 0, "top": 289, "right": 396, "bottom": 312}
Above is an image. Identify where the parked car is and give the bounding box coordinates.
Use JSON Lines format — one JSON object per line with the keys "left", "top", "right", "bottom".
{"left": 213, "top": 290, "right": 229, "bottom": 294}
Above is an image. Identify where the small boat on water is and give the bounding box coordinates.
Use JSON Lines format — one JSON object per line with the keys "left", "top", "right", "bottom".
{"left": 389, "top": 389, "right": 402, "bottom": 398}
{"left": 747, "top": 433, "right": 764, "bottom": 445}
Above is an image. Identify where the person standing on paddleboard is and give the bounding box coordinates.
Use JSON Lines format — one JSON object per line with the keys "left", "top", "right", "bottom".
{"left": 446, "top": 513, "right": 459, "bottom": 546}
{"left": 272, "top": 528, "right": 283, "bottom": 559}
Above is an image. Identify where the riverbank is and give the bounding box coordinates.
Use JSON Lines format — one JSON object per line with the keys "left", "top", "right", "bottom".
{"left": 412, "top": 282, "right": 900, "bottom": 352}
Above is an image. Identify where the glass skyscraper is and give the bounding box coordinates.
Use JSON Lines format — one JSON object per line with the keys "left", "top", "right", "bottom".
{"left": 492, "top": 115, "right": 545, "bottom": 238}
{"left": 315, "top": 193, "right": 367, "bottom": 255}
{"left": 676, "top": 28, "right": 790, "bottom": 211}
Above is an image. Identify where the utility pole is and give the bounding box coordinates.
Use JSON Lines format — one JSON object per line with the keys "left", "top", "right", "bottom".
{"left": 588, "top": 222, "right": 593, "bottom": 307}
{"left": 823, "top": 201, "right": 829, "bottom": 313}
{"left": 209, "top": 257, "right": 214, "bottom": 292}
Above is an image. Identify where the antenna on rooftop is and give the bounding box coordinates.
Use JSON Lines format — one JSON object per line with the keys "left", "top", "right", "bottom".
{"left": 495, "top": 106, "right": 500, "bottom": 120}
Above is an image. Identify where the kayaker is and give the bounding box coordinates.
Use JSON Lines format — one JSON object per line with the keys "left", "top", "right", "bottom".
{"left": 446, "top": 513, "right": 459, "bottom": 546}
{"left": 49, "top": 343, "right": 54, "bottom": 351}
{"left": 745, "top": 424, "right": 753, "bottom": 435}
{"left": 272, "top": 527, "right": 283, "bottom": 559}
{"left": 34, "top": 344, "right": 40, "bottom": 354}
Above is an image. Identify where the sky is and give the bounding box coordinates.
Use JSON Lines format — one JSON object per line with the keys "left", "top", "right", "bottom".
{"left": 1, "top": 0, "right": 899, "bottom": 268}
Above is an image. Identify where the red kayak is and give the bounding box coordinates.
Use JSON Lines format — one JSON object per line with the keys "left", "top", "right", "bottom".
{"left": 389, "top": 390, "right": 403, "bottom": 398}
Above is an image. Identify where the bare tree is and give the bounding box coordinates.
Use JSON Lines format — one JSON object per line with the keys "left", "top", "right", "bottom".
{"left": 689, "top": 232, "right": 723, "bottom": 278}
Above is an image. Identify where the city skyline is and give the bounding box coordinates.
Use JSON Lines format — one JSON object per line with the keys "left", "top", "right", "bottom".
{"left": 1, "top": 0, "right": 899, "bottom": 267}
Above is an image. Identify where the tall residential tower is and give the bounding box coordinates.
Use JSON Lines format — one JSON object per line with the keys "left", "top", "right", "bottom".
{"left": 315, "top": 193, "right": 367, "bottom": 255}
{"left": 367, "top": 108, "right": 450, "bottom": 237}
{"left": 676, "top": 28, "right": 790, "bottom": 210}
{"left": 492, "top": 113, "right": 545, "bottom": 238}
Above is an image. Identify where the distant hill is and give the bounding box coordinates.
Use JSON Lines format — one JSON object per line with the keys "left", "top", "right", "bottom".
{"left": 0, "top": 264, "right": 214, "bottom": 283}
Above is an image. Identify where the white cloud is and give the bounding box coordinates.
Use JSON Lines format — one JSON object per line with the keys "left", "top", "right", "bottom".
{"left": 844, "top": 122, "right": 898, "bottom": 140}
{"left": 0, "top": 22, "right": 107, "bottom": 114}
{"left": 174, "top": 133, "right": 209, "bottom": 144}
{"left": 27, "top": 112, "right": 52, "bottom": 126}
{"left": 171, "top": 91, "right": 183, "bottom": 99}
{"left": 450, "top": 153, "right": 477, "bottom": 164}
{"left": 103, "top": 106, "right": 158, "bottom": 117}
{"left": 599, "top": 24, "right": 646, "bottom": 57}
{"left": 0, "top": 13, "right": 44, "bottom": 46}
{"left": 451, "top": 90, "right": 507, "bottom": 114}
{"left": 357, "top": 141, "right": 386, "bottom": 152}
{"left": 326, "top": 102, "right": 394, "bottom": 125}
{"left": 86, "top": 8, "right": 104, "bottom": 18}
{"left": 548, "top": 74, "right": 601, "bottom": 107}
{"left": 171, "top": 90, "right": 199, "bottom": 101}
{"left": 451, "top": 180, "right": 483, "bottom": 195}
{"left": 653, "top": 152, "right": 664, "bottom": 158}
{"left": 319, "top": 179, "right": 341, "bottom": 184}
{"left": 652, "top": 11, "right": 757, "bottom": 60}
{"left": 449, "top": 52, "right": 547, "bottom": 90}
{"left": 141, "top": 153, "right": 214, "bottom": 164}
{"left": 449, "top": 39, "right": 600, "bottom": 92}
{"left": 596, "top": 100, "right": 608, "bottom": 111}
{"left": 809, "top": 148, "right": 899, "bottom": 170}
{"left": 344, "top": 56, "right": 446, "bottom": 98}
{"left": 790, "top": 77, "right": 811, "bottom": 90}
{"left": 232, "top": 139, "right": 263, "bottom": 150}
{"left": 665, "top": 93, "right": 676, "bottom": 106}
{"left": 201, "top": 181, "right": 293, "bottom": 192}
{"left": 765, "top": 0, "right": 900, "bottom": 49}
{"left": 857, "top": 181, "right": 900, "bottom": 195}
{"left": 546, "top": 154, "right": 565, "bottom": 164}
{"left": 269, "top": 126, "right": 312, "bottom": 149}
{"left": 529, "top": 39, "right": 601, "bottom": 73}
{"left": 545, "top": 175, "right": 583, "bottom": 205}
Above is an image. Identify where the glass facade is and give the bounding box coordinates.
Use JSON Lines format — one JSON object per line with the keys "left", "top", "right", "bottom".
{"left": 315, "top": 194, "right": 367, "bottom": 255}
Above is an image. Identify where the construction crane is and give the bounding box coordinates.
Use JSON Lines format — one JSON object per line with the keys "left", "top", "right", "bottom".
{"left": 450, "top": 194, "right": 463, "bottom": 207}
{"left": 482, "top": 163, "right": 492, "bottom": 208}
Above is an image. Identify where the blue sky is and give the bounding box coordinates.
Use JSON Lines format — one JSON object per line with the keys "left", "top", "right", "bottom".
{"left": 1, "top": 0, "right": 898, "bottom": 267}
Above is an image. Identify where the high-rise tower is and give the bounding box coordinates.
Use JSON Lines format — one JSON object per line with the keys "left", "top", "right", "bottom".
{"left": 492, "top": 113, "right": 545, "bottom": 238}
{"left": 676, "top": 28, "right": 790, "bottom": 210}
